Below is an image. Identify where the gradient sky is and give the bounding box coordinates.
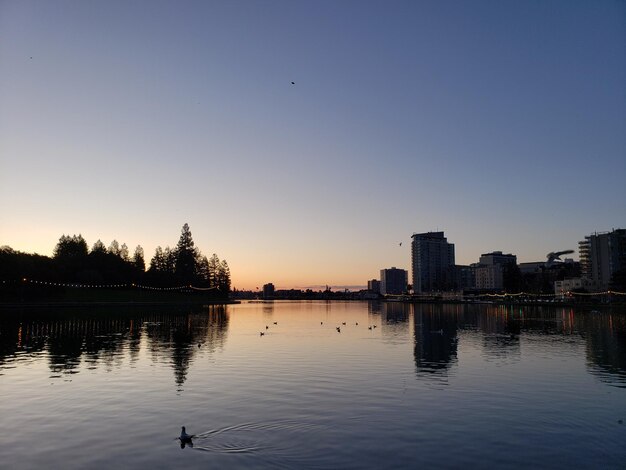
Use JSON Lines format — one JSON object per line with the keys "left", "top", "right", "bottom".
{"left": 1, "top": 0, "right": 624, "bottom": 290}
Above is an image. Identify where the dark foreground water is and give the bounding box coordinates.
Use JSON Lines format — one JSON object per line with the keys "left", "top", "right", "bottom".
{"left": 1, "top": 301, "right": 625, "bottom": 469}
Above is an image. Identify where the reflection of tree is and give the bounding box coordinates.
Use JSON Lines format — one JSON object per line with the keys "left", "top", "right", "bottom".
{"left": 413, "top": 304, "right": 458, "bottom": 377}
{"left": 0, "top": 318, "right": 21, "bottom": 367}
{"left": 143, "top": 306, "right": 230, "bottom": 388}
{"left": 0, "top": 306, "right": 230, "bottom": 385}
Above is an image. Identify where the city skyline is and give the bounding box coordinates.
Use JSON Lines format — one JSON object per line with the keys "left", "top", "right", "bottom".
{"left": 1, "top": 1, "right": 624, "bottom": 290}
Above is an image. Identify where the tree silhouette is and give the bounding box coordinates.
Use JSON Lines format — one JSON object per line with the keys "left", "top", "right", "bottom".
{"left": 207, "top": 254, "right": 220, "bottom": 288}
{"left": 218, "top": 259, "right": 231, "bottom": 293}
{"left": 133, "top": 246, "right": 145, "bottom": 272}
{"left": 120, "top": 243, "right": 130, "bottom": 262}
{"left": 108, "top": 240, "right": 121, "bottom": 257}
{"left": 91, "top": 240, "right": 106, "bottom": 254}
{"left": 54, "top": 234, "right": 88, "bottom": 259}
{"left": 175, "top": 223, "right": 198, "bottom": 285}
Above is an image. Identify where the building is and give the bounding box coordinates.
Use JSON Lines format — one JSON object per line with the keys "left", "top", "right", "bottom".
{"left": 262, "top": 283, "right": 275, "bottom": 299}
{"left": 554, "top": 278, "right": 595, "bottom": 297}
{"left": 474, "top": 251, "right": 517, "bottom": 291}
{"left": 411, "top": 231, "right": 455, "bottom": 293}
{"left": 453, "top": 264, "right": 475, "bottom": 291}
{"left": 479, "top": 251, "right": 517, "bottom": 266}
{"left": 519, "top": 262, "right": 544, "bottom": 274}
{"left": 579, "top": 229, "right": 626, "bottom": 290}
{"left": 380, "top": 267, "right": 408, "bottom": 295}
{"left": 367, "top": 279, "right": 381, "bottom": 294}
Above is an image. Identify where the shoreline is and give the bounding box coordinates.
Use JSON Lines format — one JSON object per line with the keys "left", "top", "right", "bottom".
{"left": 0, "top": 299, "right": 240, "bottom": 310}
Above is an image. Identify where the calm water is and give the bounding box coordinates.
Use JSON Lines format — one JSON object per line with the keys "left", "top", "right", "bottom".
{"left": 1, "top": 301, "right": 625, "bottom": 469}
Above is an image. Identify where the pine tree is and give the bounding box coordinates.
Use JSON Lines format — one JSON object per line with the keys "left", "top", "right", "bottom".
{"left": 175, "top": 223, "right": 198, "bottom": 284}
{"left": 120, "top": 243, "right": 130, "bottom": 262}
{"left": 54, "top": 234, "right": 88, "bottom": 258}
{"left": 108, "top": 240, "right": 121, "bottom": 257}
{"left": 218, "top": 259, "right": 231, "bottom": 294}
{"left": 91, "top": 239, "right": 107, "bottom": 254}
{"left": 163, "top": 247, "right": 176, "bottom": 274}
{"left": 133, "top": 245, "right": 145, "bottom": 272}
{"left": 207, "top": 254, "right": 220, "bottom": 288}
{"left": 149, "top": 246, "right": 165, "bottom": 272}
{"left": 196, "top": 255, "right": 210, "bottom": 286}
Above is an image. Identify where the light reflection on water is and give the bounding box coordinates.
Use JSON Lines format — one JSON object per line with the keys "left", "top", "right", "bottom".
{"left": 0, "top": 301, "right": 625, "bottom": 469}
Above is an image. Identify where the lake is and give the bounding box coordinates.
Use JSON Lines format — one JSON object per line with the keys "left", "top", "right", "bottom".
{"left": 1, "top": 301, "right": 625, "bottom": 469}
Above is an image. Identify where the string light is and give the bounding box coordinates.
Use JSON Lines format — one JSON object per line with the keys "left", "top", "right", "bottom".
{"left": 2, "top": 279, "right": 221, "bottom": 291}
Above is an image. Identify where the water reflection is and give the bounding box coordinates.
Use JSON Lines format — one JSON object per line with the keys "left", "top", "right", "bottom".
{"left": 1, "top": 303, "right": 625, "bottom": 388}
{"left": 413, "top": 304, "right": 459, "bottom": 380}
{"left": 0, "top": 305, "right": 229, "bottom": 386}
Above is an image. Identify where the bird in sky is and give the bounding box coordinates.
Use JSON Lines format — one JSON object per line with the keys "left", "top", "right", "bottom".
{"left": 291, "top": 81, "right": 295, "bottom": 85}
{"left": 399, "top": 242, "right": 402, "bottom": 246}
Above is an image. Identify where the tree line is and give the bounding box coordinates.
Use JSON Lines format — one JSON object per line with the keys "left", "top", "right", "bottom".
{"left": 0, "top": 223, "right": 230, "bottom": 297}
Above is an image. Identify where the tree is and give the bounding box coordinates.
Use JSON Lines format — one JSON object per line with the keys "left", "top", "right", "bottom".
{"left": 196, "top": 255, "right": 210, "bottom": 286}
{"left": 163, "top": 247, "right": 176, "bottom": 274}
{"left": 218, "top": 259, "right": 231, "bottom": 294}
{"left": 108, "top": 240, "right": 121, "bottom": 257}
{"left": 54, "top": 234, "right": 88, "bottom": 259}
{"left": 91, "top": 240, "right": 107, "bottom": 254}
{"left": 133, "top": 245, "right": 145, "bottom": 272}
{"left": 207, "top": 254, "right": 220, "bottom": 288}
{"left": 149, "top": 246, "right": 166, "bottom": 272}
{"left": 175, "top": 223, "right": 198, "bottom": 284}
{"left": 120, "top": 243, "right": 130, "bottom": 262}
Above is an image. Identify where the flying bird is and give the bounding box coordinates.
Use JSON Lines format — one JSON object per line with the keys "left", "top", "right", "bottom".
{"left": 291, "top": 81, "right": 295, "bottom": 85}
{"left": 399, "top": 242, "right": 402, "bottom": 246}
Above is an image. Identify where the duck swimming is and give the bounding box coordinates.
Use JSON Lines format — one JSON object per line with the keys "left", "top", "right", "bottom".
{"left": 180, "top": 426, "right": 193, "bottom": 441}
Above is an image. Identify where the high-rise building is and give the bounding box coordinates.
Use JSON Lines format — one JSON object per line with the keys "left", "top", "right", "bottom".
{"left": 380, "top": 267, "right": 408, "bottom": 295}
{"left": 262, "top": 283, "right": 275, "bottom": 299}
{"left": 411, "top": 231, "right": 455, "bottom": 293}
{"left": 578, "top": 229, "right": 626, "bottom": 290}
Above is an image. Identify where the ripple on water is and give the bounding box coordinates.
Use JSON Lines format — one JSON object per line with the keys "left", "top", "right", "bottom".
{"left": 179, "top": 419, "right": 325, "bottom": 466}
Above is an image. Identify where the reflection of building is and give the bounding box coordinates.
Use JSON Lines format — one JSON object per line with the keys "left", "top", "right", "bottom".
{"left": 413, "top": 304, "right": 458, "bottom": 377}
{"left": 262, "top": 283, "right": 275, "bottom": 299}
{"left": 380, "top": 268, "right": 408, "bottom": 295}
{"left": 579, "top": 229, "right": 626, "bottom": 290}
{"left": 411, "top": 231, "right": 455, "bottom": 293}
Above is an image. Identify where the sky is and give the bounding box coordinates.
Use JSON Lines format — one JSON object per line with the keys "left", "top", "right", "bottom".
{"left": 0, "top": 0, "right": 624, "bottom": 290}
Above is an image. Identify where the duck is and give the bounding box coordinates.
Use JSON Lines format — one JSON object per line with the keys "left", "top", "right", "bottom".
{"left": 180, "top": 426, "right": 193, "bottom": 442}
